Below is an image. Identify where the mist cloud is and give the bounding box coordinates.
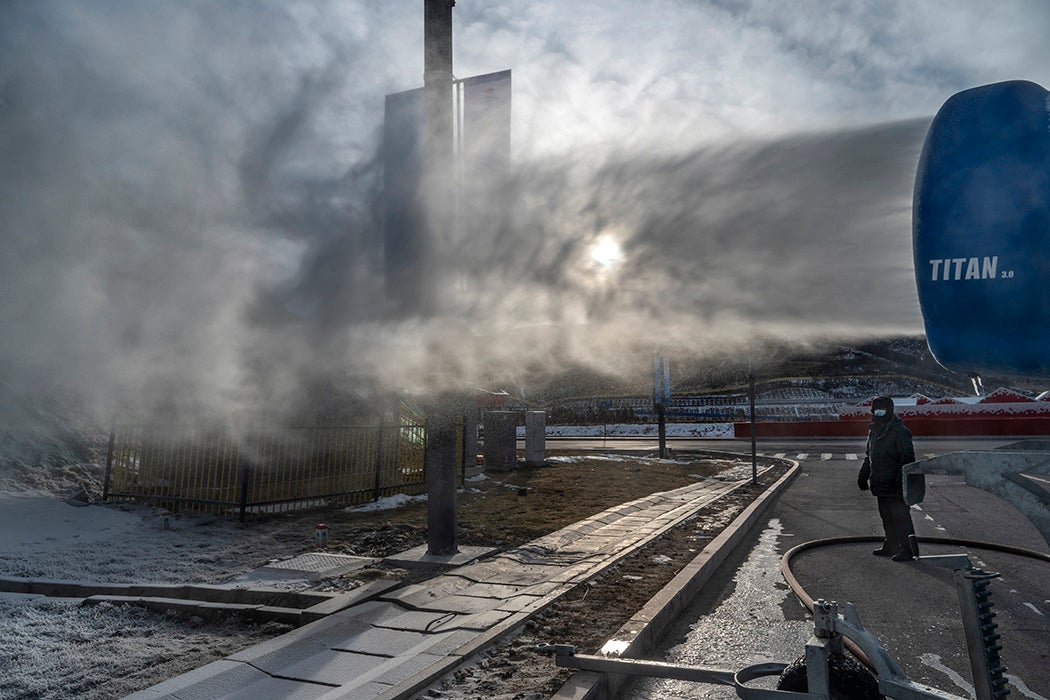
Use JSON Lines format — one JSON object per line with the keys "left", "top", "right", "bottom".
{"left": 1, "top": 1, "right": 1047, "bottom": 423}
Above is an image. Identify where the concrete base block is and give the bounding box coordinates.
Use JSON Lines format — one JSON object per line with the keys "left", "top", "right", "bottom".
{"left": 462, "top": 465, "right": 485, "bottom": 480}
{"left": 382, "top": 545, "right": 497, "bottom": 570}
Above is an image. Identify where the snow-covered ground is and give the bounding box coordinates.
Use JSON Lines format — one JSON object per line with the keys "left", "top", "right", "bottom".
{"left": 0, "top": 490, "right": 323, "bottom": 699}
{"left": 518, "top": 422, "right": 734, "bottom": 437}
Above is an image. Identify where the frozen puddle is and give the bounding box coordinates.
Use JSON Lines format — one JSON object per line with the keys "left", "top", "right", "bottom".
{"left": 628, "top": 519, "right": 810, "bottom": 699}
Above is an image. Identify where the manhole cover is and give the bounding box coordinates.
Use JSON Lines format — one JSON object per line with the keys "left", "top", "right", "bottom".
{"left": 260, "top": 553, "right": 378, "bottom": 578}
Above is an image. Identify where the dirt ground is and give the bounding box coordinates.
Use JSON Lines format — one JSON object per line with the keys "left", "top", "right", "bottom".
{"left": 293, "top": 449, "right": 786, "bottom": 699}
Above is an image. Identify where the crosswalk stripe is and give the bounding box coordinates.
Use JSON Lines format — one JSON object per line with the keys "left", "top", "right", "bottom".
{"left": 746, "top": 452, "right": 939, "bottom": 461}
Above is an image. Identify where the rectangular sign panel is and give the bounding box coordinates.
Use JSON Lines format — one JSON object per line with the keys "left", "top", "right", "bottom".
{"left": 462, "top": 69, "right": 511, "bottom": 173}
{"left": 382, "top": 87, "right": 425, "bottom": 306}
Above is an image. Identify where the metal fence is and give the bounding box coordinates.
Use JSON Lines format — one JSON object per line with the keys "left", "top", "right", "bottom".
{"left": 103, "top": 418, "right": 430, "bottom": 520}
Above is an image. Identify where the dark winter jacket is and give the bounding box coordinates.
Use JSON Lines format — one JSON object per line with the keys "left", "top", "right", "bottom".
{"left": 858, "top": 415, "right": 915, "bottom": 497}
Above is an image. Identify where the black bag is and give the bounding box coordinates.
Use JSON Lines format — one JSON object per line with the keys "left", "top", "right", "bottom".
{"left": 904, "top": 472, "right": 926, "bottom": 506}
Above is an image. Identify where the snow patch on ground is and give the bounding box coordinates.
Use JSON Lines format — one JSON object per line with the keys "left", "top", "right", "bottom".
{"left": 516, "top": 423, "right": 734, "bottom": 438}
{"left": 343, "top": 492, "right": 427, "bottom": 513}
{"left": 0, "top": 491, "right": 318, "bottom": 698}
{"left": 0, "top": 492, "right": 310, "bottom": 583}
{"left": 0, "top": 597, "right": 288, "bottom": 700}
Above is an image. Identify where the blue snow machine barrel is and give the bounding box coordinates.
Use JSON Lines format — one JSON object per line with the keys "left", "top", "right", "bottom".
{"left": 913, "top": 80, "right": 1050, "bottom": 379}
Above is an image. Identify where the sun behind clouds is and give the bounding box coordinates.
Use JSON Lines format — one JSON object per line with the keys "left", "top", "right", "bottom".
{"left": 590, "top": 236, "right": 623, "bottom": 268}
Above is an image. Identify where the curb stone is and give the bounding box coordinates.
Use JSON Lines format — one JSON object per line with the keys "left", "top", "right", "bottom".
{"left": 124, "top": 456, "right": 790, "bottom": 699}
{"left": 551, "top": 459, "right": 801, "bottom": 699}
{"left": 363, "top": 469, "right": 785, "bottom": 700}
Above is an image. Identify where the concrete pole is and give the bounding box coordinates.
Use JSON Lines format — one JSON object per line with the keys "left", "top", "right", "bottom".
{"left": 425, "top": 397, "right": 458, "bottom": 555}
{"left": 422, "top": 0, "right": 455, "bottom": 312}
{"left": 422, "top": 0, "right": 458, "bottom": 556}
{"left": 657, "top": 402, "right": 667, "bottom": 459}
{"left": 749, "top": 368, "right": 758, "bottom": 485}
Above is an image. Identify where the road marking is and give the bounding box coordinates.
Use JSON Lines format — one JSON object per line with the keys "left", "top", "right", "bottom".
{"left": 845, "top": 453, "right": 858, "bottom": 460}
{"left": 1003, "top": 674, "right": 1049, "bottom": 700}
{"left": 919, "top": 653, "right": 974, "bottom": 699}
{"left": 795, "top": 453, "right": 809, "bottom": 459}
{"left": 774, "top": 452, "right": 787, "bottom": 458}
{"left": 1023, "top": 602, "right": 1044, "bottom": 616}
{"left": 821, "top": 453, "right": 832, "bottom": 460}
{"left": 923, "top": 453, "right": 937, "bottom": 459}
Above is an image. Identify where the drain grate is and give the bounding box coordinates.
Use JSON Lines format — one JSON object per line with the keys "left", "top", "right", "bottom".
{"left": 260, "top": 553, "right": 379, "bottom": 579}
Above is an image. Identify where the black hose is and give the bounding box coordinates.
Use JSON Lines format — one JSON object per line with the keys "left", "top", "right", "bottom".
{"left": 780, "top": 535, "right": 1050, "bottom": 671}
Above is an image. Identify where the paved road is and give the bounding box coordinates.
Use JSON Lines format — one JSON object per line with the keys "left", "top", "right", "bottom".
{"left": 541, "top": 436, "right": 1015, "bottom": 457}
{"left": 620, "top": 443, "right": 1050, "bottom": 700}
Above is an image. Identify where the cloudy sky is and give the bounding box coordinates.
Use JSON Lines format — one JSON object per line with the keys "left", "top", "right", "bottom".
{"left": 2, "top": 0, "right": 1049, "bottom": 416}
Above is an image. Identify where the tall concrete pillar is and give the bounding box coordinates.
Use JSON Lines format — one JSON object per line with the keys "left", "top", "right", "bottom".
{"left": 421, "top": 0, "right": 455, "bottom": 313}
{"left": 425, "top": 399, "right": 458, "bottom": 555}
{"left": 483, "top": 410, "right": 517, "bottom": 470}
{"left": 525, "top": 411, "right": 546, "bottom": 466}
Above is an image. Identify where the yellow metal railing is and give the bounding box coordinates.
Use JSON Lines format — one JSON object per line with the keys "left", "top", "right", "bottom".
{"left": 104, "top": 420, "right": 429, "bottom": 520}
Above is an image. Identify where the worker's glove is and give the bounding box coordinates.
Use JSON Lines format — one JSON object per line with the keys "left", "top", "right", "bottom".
{"left": 857, "top": 476, "right": 869, "bottom": 491}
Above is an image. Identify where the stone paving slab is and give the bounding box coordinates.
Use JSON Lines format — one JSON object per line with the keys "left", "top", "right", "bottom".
{"left": 377, "top": 579, "right": 471, "bottom": 606}
{"left": 494, "top": 594, "right": 545, "bottom": 613}
{"left": 127, "top": 466, "right": 781, "bottom": 700}
{"left": 401, "top": 593, "right": 504, "bottom": 614}
{"left": 278, "top": 649, "right": 390, "bottom": 686}
{"left": 433, "top": 608, "right": 514, "bottom": 632}
{"left": 329, "top": 627, "right": 451, "bottom": 656}
{"left": 369, "top": 608, "right": 458, "bottom": 633}
{"left": 125, "top": 660, "right": 336, "bottom": 700}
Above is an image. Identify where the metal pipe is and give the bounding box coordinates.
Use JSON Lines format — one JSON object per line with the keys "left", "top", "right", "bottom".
{"left": 780, "top": 535, "right": 1050, "bottom": 673}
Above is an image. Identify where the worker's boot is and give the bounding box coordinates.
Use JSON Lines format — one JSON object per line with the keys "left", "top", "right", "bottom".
{"left": 872, "top": 541, "right": 894, "bottom": 556}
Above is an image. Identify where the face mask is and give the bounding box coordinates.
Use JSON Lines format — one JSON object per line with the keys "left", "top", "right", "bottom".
{"left": 873, "top": 409, "right": 887, "bottom": 417}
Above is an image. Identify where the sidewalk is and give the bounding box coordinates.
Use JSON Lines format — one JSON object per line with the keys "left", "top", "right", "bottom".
{"left": 127, "top": 466, "right": 792, "bottom": 700}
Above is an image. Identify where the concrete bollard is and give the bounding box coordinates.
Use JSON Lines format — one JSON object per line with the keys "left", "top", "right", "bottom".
{"left": 483, "top": 410, "right": 518, "bottom": 471}
{"left": 525, "top": 411, "right": 546, "bottom": 466}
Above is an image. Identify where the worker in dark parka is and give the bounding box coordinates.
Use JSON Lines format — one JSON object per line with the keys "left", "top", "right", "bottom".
{"left": 857, "top": 396, "right": 917, "bottom": 562}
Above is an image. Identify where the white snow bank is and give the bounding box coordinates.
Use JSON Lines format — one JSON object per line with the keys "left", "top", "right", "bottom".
{"left": 343, "top": 492, "right": 427, "bottom": 512}
{"left": 516, "top": 423, "right": 734, "bottom": 438}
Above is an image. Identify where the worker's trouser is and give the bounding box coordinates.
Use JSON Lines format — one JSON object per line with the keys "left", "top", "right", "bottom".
{"left": 877, "top": 494, "right": 916, "bottom": 555}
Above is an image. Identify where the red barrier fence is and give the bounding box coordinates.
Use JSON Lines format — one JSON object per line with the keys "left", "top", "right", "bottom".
{"left": 734, "top": 416, "right": 1050, "bottom": 438}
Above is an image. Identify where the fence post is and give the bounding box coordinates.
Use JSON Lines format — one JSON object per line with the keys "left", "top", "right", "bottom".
{"left": 238, "top": 463, "right": 250, "bottom": 523}
{"left": 102, "top": 423, "right": 116, "bottom": 501}
{"left": 373, "top": 423, "right": 387, "bottom": 502}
